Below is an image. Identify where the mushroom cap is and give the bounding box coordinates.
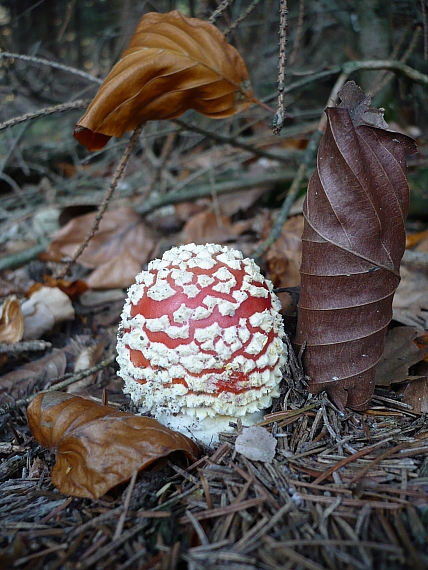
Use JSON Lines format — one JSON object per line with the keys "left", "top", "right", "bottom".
{"left": 117, "top": 243, "right": 287, "bottom": 444}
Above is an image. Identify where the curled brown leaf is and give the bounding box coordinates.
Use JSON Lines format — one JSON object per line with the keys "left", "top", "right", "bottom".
{"left": 74, "top": 10, "right": 254, "bottom": 151}
{"left": 27, "top": 392, "right": 201, "bottom": 499}
{"left": 295, "top": 81, "right": 417, "bottom": 411}
{"left": 0, "top": 297, "right": 24, "bottom": 345}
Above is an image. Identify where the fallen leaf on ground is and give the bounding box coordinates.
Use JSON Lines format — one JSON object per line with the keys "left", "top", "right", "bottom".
{"left": 393, "top": 264, "right": 428, "bottom": 329}
{"left": 66, "top": 341, "right": 105, "bottom": 393}
{"left": 0, "top": 297, "right": 24, "bottom": 345}
{"left": 42, "top": 208, "right": 155, "bottom": 289}
{"left": 402, "top": 377, "right": 428, "bottom": 413}
{"left": 27, "top": 392, "right": 201, "bottom": 499}
{"left": 262, "top": 213, "right": 303, "bottom": 289}
{"left": 181, "top": 210, "right": 251, "bottom": 244}
{"left": 375, "top": 326, "right": 428, "bottom": 386}
{"left": 21, "top": 287, "right": 75, "bottom": 340}
{"left": 235, "top": 426, "right": 277, "bottom": 463}
{"left": 0, "top": 349, "right": 66, "bottom": 405}
{"left": 74, "top": 10, "right": 254, "bottom": 151}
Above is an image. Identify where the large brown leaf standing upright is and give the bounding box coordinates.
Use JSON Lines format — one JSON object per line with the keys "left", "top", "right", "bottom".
{"left": 74, "top": 10, "right": 254, "bottom": 151}
{"left": 294, "top": 81, "right": 416, "bottom": 411}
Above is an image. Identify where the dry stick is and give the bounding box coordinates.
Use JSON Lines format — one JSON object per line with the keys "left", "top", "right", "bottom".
{"left": 0, "top": 52, "right": 103, "bottom": 85}
{"left": 224, "top": 0, "right": 264, "bottom": 35}
{"left": 371, "top": 25, "right": 422, "bottom": 97}
{"left": 0, "top": 353, "right": 116, "bottom": 416}
{"left": 422, "top": 0, "right": 428, "bottom": 61}
{"left": 58, "top": 124, "right": 144, "bottom": 278}
{"left": 208, "top": 0, "right": 235, "bottom": 23}
{"left": 0, "top": 100, "right": 89, "bottom": 133}
{"left": 114, "top": 469, "right": 138, "bottom": 540}
{"left": 173, "top": 118, "right": 291, "bottom": 164}
{"left": 252, "top": 72, "right": 349, "bottom": 261}
{"left": 0, "top": 340, "right": 52, "bottom": 354}
{"left": 272, "top": 0, "right": 288, "bottom": 135}
{"left": 289, "top": 0, "right": 305, "bottom": 66}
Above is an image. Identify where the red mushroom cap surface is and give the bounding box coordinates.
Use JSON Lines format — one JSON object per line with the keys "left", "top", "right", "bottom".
{"left": 117, "top": 243, "right": 286, "bottom": 440}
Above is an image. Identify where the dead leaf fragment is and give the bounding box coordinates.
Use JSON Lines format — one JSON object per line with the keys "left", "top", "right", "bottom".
{"left": 0, "top": 297, "right": 24, "bottom": 344}
{"left": 375, "top": 327, "right": 428, "bottom": 386}
{"left": 27, "top": 392, "right": 201, "bottom": 499}
{"left": 74, "top": 10, "right": 254, "bottom": 151}
{"left": 43, "top": 208, "right": 155, "bottom": 289}
{"left": 235, "top": 426, "right": 277, "bottom": 463}
{"left": 402, "top": 377, "right": 428, "bottom": 413}
{"left": 0, "top": 349, "right": 66, "bottom": 405}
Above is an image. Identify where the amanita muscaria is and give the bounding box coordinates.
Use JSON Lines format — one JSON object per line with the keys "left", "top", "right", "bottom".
{"left": 117, "top": 243, "right": 287, "bottom": 444}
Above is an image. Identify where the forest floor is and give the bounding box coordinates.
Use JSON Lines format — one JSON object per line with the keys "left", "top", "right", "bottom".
{"left": 1, "top": 53, "right": 428, "bottom": 570}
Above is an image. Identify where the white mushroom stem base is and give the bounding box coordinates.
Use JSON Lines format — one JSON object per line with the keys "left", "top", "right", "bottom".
{"left": 154, "top": 409, "right": 265, "bottom": 446}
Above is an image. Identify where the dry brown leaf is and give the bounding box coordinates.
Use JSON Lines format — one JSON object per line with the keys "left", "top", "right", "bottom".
{"left": 263, "top": 214, "right": 303, "bottom": 289}
{"left": 402, "top": 377, "right": 428, "bottom": 413}
{"left": 393, "top": 264, "right": 428, "bottom": 329}
{"left": 181, "top": 210, "right": 251, "bottom": 244}
{"left": 0, "top": 349, "right": 66, "bottom": 405}
{"left": 74, "top": 11, "right": 254, "bottom": 151}
{"left": 27, "top": 392, "right": 201, "bottom": 499}
{"left": 0, "top": 297, "right": 24, "bottom": 344}
{"left": 66, "top": 342, "right": 105, "bottom": 393}
{"left": 374, "top": 326, "right": 428, "bottom": 386}
{"left": 294, "top": 81, "right": 416, "bottom": 411}
{"left": 43, "top": 208, "right": 155, "bottom": 289}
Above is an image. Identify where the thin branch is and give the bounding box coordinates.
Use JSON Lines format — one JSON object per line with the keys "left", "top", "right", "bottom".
{"left": 253, "top": 72, "right": 349, "bottom": 260}
{"left": 208, "top": 0, "right": 235, "bottom": 23}
{"left": 371, "top": 26, "right": 422, "bottom": 97}
{"left": 342, "top": 59, "right": 428, "bottom": 85}
{"left": 0, "top": 340, "right": 52, "bottom": 354}
{"left": 0, "top": 100, "right": 89, "bottom": 133}
{"left": 272, "top": 0, "right": 288, "bottom": 135}
{"left": 136, "top": 170, "right": 295, "bottom": 216}
{"left": 173, "top": 119, "right": 292, "bottom": 163}
{"left": 0, "top": 52, "right": 103, "bottom": 85}
{"left": 58, "top": 124, "right": 144, "bottom": 278}
{"left": 0, "top": 353, "right": 117, "bottom": 416}
{"left": 224, "top": 0, "right": 264, "bottom": 35}
{"left": 422, "top": 0, "right": 428, "bottom": 61}
{"left": 289, "top": 0, "right": 305, "bottom": 66}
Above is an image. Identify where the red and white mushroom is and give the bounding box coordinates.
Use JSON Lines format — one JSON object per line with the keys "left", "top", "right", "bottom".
{"left": 117, "top": 243, "right": 286, "bottom": 444}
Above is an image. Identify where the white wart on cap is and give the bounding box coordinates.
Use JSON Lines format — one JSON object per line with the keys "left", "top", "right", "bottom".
{"left": 117, "top": 243, "right": 287, "bottom": 445}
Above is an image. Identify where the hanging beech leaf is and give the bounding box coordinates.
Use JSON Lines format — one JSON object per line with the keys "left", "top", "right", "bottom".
{"left": 27, "top": 392, "right": 201, "bottom": 499}
{"left": 74, "top": 10, "right": 254, "bottom": 151}
{"left": 294, "top": 81, "right": 417, "bottom": 411}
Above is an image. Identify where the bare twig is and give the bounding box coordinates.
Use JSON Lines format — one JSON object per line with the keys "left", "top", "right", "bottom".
{"left": 58, "top": 124, "right": 144, "bottom": 278}
{"left": 0, "top": 340, "right": 52, "bottom": 354}
{"left": 0, "top": 100, "right": 89, "bottom": 133}
{"left": 422, "top": 0, "right": 428, "bottom": 61}
{"left": 272, "top": 0, "right": 288, "bottom": 135}
{"left": 289, "top": 0, "right": 305, "bottom": 65}
{"left": 224, "top": 0, "right": 264, "bottom": 35}
{"left": 173, "top": 119, "right": 292, "bottom": 163}
{"left": 208, "top": 0, "right": 235, "bottom": 23}
{"left": 0, "top": 353, "right": 116, "bottom": 416}
{"left": 342, "top": 59, "right": 428, "bottom": 85}
{"left": 0, "top": 52, "right": 103, "bottom": 84}
{"left": 371, "top": 26, "right": 422, "bottom": 97}
{"left": 114, "top": 469, "right": 138, "bottom": 540}
{"left": 253, "top": 72, "right": 349, "bottom": 260}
